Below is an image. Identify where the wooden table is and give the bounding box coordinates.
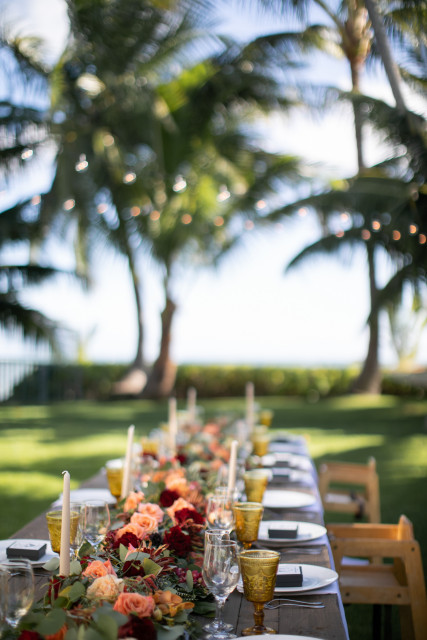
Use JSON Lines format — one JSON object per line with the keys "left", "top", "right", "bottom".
{"left": 10, "top": 455, "right": 349, "bottom": 640}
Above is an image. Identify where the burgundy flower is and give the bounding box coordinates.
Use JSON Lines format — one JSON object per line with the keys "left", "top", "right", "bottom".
{"left": 176, "top": 453, "right": 187, "bottom": 465}
{"left": 18, "top": 632, "right": 42, "bottom": 640}
{"left": 118, "top": 616, "right": 157, "bottom": 640}
{"left": 159, "top": 489, "right": 180, "bottom": 508}
{"left": 122, "top": 559, "right": 145, "bottom": 577}
{"left": 114, "top": 532, "right": 141, "bottom": 550}
{"left": 174, "top": 508, "right": 205, "bottom": 526}
{"left": 163, "top": 525, "right": 192, "bottom": 557}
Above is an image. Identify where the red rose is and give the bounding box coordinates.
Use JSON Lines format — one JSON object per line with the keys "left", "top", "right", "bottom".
{"left": 18, "top": 632, "right": 41, "bottom": 640}
{"left": 174, "top": 508, "right": 205, "bottom": 526}
{"left": 118, "top": 616, "right": 157, "bottom": 640}
{"left": 163, "top": 525, "right": 192, "bottom": 557}
{"left": 113, "top": 532, "right": 141, "bottom": 549}
{"left": 122, "top": 559, "right": 145, "bottom": 577}
{"left": 176, "top": 453, "right": 187, "bottom": 465}
{"left": 159, "top": 489, "right": 180, "bottom": 507}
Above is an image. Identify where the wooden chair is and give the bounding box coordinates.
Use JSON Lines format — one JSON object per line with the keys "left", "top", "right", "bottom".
{"left": 318, "top": 457, "right": 380, "bottom": 523}
{"left": 327, "top": 516, "right": 427, "bottom": 640}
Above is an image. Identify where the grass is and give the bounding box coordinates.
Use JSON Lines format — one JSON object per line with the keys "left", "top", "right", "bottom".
{"left": 1, "top": 394, "right": 426, "bottom": 639}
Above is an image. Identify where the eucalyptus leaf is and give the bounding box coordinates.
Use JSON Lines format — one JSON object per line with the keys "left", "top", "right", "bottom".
{"left": 126, "top": 551, "right": 150, "bottom": 563}
{"left": 70, "top": 559, "right": 82, "bottom": 575}
{"left": 79, "top": 541, "right": 95, "bottom": 557}
{"left": 68, "top": 580, "right": 86, "bottom": 603}
{"left": 193, "top": 600, "right": 216, "bottom": 616}
{"left": 53, "top": 596, "right": 69, "bottom": 609}
{"left": 92, "top": 603, "right": 127, "bottom": 626}
{"left": 36, "top": 608, "right": 67, "bottom": 635}
{"left": 143, "top": 557, "right": 161, "bottom": 575}
{"left": 94, "top": 614, "right": 118, "bottom": 640}
{"left": 155, "top": 623, "right": 186, "bottom": 640}
{"left": 119, "top": 544, "right": 128, "bottom": 562}
{"left": 43, "top": 556, "right": 60, "bottom": 572}
{"left": 65, "top": 628, "right": 78, "bottom": 640}
{"left": 185, "top": 570, "right": 193, "bottom": 590}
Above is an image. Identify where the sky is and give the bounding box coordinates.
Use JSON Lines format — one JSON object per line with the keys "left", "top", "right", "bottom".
{"left": 1, "top": 0, "right": 426, "bottom": 369}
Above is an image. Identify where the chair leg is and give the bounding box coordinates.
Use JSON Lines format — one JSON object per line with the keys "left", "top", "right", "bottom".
{"left": 373, "top": 604, "right": 382, "bottom": 639}
{"left": 384, "top": 605, "right": 392, "bottom": 640}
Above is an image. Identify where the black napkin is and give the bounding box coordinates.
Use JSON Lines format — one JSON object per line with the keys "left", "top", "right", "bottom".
{"left": 7, "top": 540, "right": 47, "bottom": 561}
{"left": 276, "top": 565, "right": 303, "bottom": 587}
{"left": 268, "top": 524, "right": 299, "bottom": 539}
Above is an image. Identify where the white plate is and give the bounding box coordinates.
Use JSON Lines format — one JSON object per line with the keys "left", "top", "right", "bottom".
{"left": 269, "top": 468, "right": 314, "bottom": 486}
{"left": 262, "top": 453, "right": 313, "bottom": 471}
{"left": 237, "top": 564, "right": 338, "bottom": 595}
{"left": 237, "top": 636, "right": 326, "bottom": 640}
{"left": 258, "top": 520, "right": 326, "bottom": 546}
{"left": 52, "top": 488, "right": 116, "bottom": 507}
{"left": 262, "top": 490, "right": 317, "bottom": 509}
{"left": 0, "top": 539, "right": 57, "bottom": 567}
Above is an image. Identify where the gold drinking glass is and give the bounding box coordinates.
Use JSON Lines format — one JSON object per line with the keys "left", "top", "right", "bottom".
{"left": 239, "top": 550, "right": 280, "bottom": 636}
{"left": 259, "top": 410, "right": 274, "bottom": 427}
{"left": 251, "top": 428, "right": 270, "bottom": 457}
{"left": 46, "top": 507, "right": 82, "bottom": 555}
{"left": 105, "top": 458, "right": 124, "bottom": 500}
{"left": 243, "top": 469, "right": 270, "bottom": 503}
{"left": 232, "top": 502, "right": 263, "bottom": 549}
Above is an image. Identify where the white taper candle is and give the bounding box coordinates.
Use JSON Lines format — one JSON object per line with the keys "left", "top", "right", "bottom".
{"left": 120, "top": 424, "right": 135, "bottom": 499}
{"left": 245, "top": 381, "right": 255, "bottom": 432}
{"left": 59, "top": 470, "right": 70, "bottom": 576}
{"left": 169, "top": 397, "right": 178, "bottom": 454}
{"left": 227, "top": 439, "right": 239, "bottom": 497}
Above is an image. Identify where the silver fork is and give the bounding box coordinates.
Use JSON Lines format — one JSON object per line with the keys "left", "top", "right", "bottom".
{"left": 265, "top": 598, "right": 324, "bottom": 609}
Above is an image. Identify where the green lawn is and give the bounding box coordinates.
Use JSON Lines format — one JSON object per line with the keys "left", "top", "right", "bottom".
{"left": 1, "top": 395, "right": 426, "bottom": 639}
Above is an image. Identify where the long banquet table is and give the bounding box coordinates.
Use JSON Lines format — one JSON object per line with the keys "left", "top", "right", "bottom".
{"left": 9, "top": 435, "right": 350, "bottom": 640}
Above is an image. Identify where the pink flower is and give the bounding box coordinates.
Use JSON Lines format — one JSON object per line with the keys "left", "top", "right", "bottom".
{"left": 166, "top": 497, "right": 194, "bottom": 522}
{"left": 86, "top": 575, "right": 124, "bottom": 602}
{"left": 116, "top": 522, "right": 147, "bottom": 540}
{"left": 113, "top": 592, "right": 155, "bottom": 618}
{"left": 138, "top": 502, "right": 164, "bottom": 524}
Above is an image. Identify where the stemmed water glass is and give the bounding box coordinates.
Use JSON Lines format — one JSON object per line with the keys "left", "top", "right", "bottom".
{"left": 83, "top": 500, "right": 110, "bottom": 549}
{"left": 206, "top": 494, "right": 235, "bottom": 532}
{"left": 202, "top": 539, "right": 240, "bottom": 640}
{"left": 69, "top": 502, "right": 85, "bottom": 559}
{"left": 203, "top": 531, "right": 232, "bottom": 635}
{"left": 0, "top": 559, "right": 34, "bottom": 630}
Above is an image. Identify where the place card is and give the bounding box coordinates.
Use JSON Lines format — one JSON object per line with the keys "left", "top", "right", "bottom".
{"left": 276, "top": 565, "right": 303, "bottom": 587}
{"left": 7, "top": 540, "right": 47, "bottom": 560}
{"left": 268, "top": 524, "right": 299, "bottom": 539}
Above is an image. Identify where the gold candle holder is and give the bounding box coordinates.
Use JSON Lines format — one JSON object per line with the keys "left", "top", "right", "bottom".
{"left": 233, "top": 502, "right": 264, "bottom": 549}
{"left": 239, "top": 549, "right": 280, "bottom": 635}
{"left": 243, "top": 469, "right": 270, "bottom": 503}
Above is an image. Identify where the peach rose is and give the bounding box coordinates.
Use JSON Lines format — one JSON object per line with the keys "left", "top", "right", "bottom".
{"left": 82, "top": 559, "right": 117, "bottom": 579}
{"left": 124, "top": 491, "right": 145, "bottom": 512}
{"left": 166, "top": 497, "right": 194, "bottom": 521}
{"left": 138, "top": 502, "right": 164, "bottom": 524}
{"left": 130, "top": 512, "right": 158, "bottom": 534}
{"left": 165, "top": 476, "right": 189, "bottom": 497}
{"left": 113, "top": 592, "right": 155, "bottom": 618}
{"left": 86, "top": 575, "right": 124, "bottom": 602}
{"left": 116, "top": 522, "right": 147, "bottom": 540}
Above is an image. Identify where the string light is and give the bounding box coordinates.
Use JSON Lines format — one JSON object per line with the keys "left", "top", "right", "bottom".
{"left": 123, "top": 172, "right": 136, "bottom": 184}
{"left": 340, "top": 212, "right": 349, "bottom": 222}
{"left": 181, "top": 213, "right": 192, "bottom": 224}
{"left": 214, "top": 216, "right": 224, "bottom": 227}
{"left": 409, "top": 224, "right": 418, "bottom": 234}
{"left": 97, "top": 203, "right": 108, "bottom": 214}
{"left": 419, "top": 234, "right": 426, "bottom": 245}
{"left": 336, "top": 230, "right": 345, "bottom": 238}
{"left": 21, "top": 149, "right": 33, "bottom": 160}
{"left": 130, "top": 206, "right": 141, "bottom": 217}
{"left": 245, "top": 220, "right": 254, "bottom": 231}
{"left": 63, "top": 199, "right": 75, "bottom": 211}
{"left": 173, "top": 176, "right": 187, "bottom": 192}
{"left": 31, "top": 195, "right": 41, "bottom": 205}
{"left": 361, "top": 229, "right": 371, "bottom": 240}
{"left": 256, "top": 200, "right": 266, "bottom": 210}
{"left": 372, "top": 220, "right": 381, "bottom": 231}
{"left": 392, "top": 230, "right": 401, "bottom": 241}
{"left": 75, "top": 154, "right": 88, "bottom": 172}
{"left": 150, "top": 210, "right": 160, "bottom": 221}
{"left": 103, "top": 134, "right": 114, "bottom": 147}
{"left": 298, "top": 208, "right": 307, "bottom": 217}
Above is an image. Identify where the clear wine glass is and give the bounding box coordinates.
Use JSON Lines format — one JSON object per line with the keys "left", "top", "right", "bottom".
{"left": 83, "top": 500, "right": 110, "bottom": 549}
{"left": 206, "top": 495, "right": 234, "bottom": 532}
{"left": 203, "top": 531, "right": 232, "bottom": 634}
{"left": 0, "top": 559, "right": 34, "bottom": 630}
{"left": 0, "top": 566, "right": 8, "bottom": 635}
{"left": 202, "top": 539, "right": 240, "bottom": 640}
{"left": 69, "top": 502, "right": 85, "bottom": 558}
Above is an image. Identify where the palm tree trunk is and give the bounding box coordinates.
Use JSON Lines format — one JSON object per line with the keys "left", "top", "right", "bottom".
{"left": 364, "top": 0, "right": 407, "bottom": 114}
{"left": 351, "top": 242, "right": 382, "bottom": 393}
{"left": 143, "top": 292, "right": 177, "bottom": 398}
{"left": 128, "top": 253, "right": 144, "bottom": 370}
{"left": 350, "top": 62, "right": 365, "bottom": 171}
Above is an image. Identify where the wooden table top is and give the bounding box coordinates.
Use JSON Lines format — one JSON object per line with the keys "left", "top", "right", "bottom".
{"left": 10, "top": 455, "right": 349, "bottom": 640}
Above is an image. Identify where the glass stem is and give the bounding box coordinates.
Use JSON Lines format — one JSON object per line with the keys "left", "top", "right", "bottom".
{"left": 253, "top": 601, "right": 265, "bottom": 632}
{"left": 215, "top": 596, "right": 226, "bottom": 630}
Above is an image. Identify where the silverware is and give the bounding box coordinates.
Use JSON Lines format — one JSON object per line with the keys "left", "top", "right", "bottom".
{"left": 265, "top": 598, "right": 324, "bottom": 609}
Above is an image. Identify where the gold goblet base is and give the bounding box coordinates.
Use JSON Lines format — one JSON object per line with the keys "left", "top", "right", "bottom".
{"left": 241, "top": 626, "right": 276, "bottom": 636}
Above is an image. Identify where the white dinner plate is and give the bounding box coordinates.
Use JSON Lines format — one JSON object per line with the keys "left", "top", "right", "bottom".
{"left": 237, "top": 564, "right": 338, "bottom": 595}
{"left": 262, "top": 490, "right": 317, "bottom": 509}
{"left": 0, "top": 539, "right": 57, "bottom": 567}
{"left": 258, "top": 520, "right": 327, "bottom": 546}
{"left": 262, "top": 453, "right": 313, "bottom": 471}
{"left": 237, "top": 636, "right": 326, "bottom": 640}
{"left": 269, "top": 468, "right": 314, "bottom": 486}
{"left": 51, "top": 488, "right": 116, "bottom": 507}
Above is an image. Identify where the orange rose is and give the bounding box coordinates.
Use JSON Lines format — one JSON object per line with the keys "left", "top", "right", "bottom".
{"left": 82, "top": 559, "right": 117, "bottom": 579}
{"left": 116, "top": 522, "right": 147, "bottom": 540}
{"left": 138, "top": 502, "right": 164, "bottom": 524}
{"left": 130, "top": 512, "right": 158, "bottom": 534}
{"left": 153, "top": 590, "right": 194, "bottom": 617}
{"left": 113, "top": 592, "right": 155, "bottom": 618}
{"left": 86, "top": 575, "right": 124, "bottom": 602}
{"left": 165, "top": 476, "right": 189, "bottom": 497}
{"left": 124, "top": 491, "right": 145, "bottom": 512}
{"left": 166, "top": 497, "right": 194, "bottom": 522}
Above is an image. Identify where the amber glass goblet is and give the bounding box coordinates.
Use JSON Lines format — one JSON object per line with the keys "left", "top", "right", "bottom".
{"left": 239, "top": 549, "right": 280, "bottom": 635}
{"left": 243, "top": 470, "right": 270, "bottom": 503}
{"left": 232, "top": 502, "right": 264, "bottom": 549}
{"left": 251, "top": 428, "right": 270, "bottom": 457}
